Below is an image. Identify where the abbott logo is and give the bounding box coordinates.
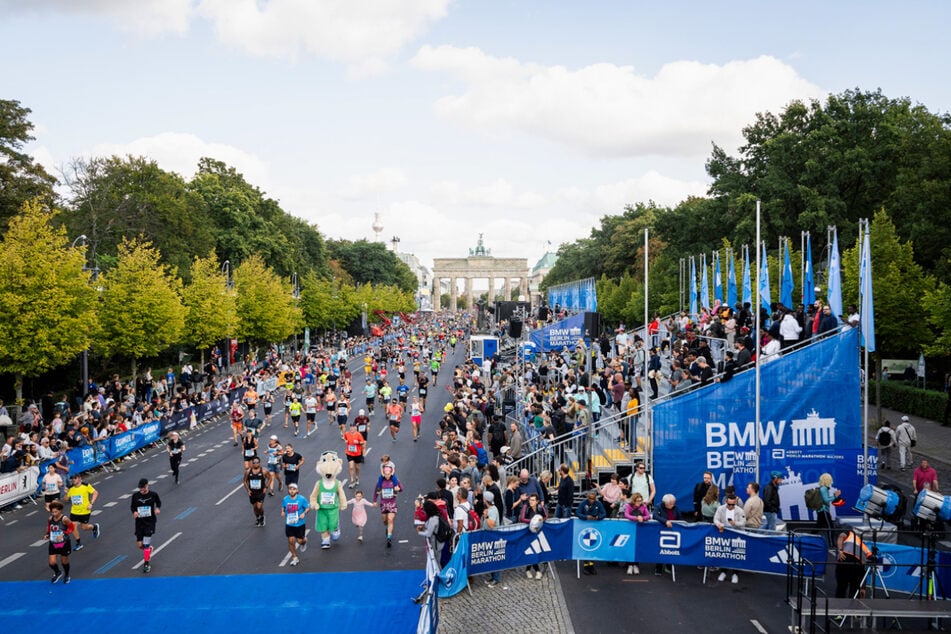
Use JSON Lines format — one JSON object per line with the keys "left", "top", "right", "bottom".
{"left": 524, "top": 532, "right": 553, "bottom": 555}
{"left": 659, "top": 530, "right": 681, "bottom": 555}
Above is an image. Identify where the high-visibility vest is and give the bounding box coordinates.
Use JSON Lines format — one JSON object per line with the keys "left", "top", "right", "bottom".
{"left": 841, "top": 531, "right": 872, "bottom": 561}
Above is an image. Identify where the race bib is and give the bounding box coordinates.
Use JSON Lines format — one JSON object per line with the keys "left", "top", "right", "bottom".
{"left": 286, "top": 512, "right": 299, "bottom": 525}
{"left": 419, "top": 388, "right": 427, "bottom": 396}
{"left": 137, "top": 505, "right": 152, "bottom": 518}
{"left": 50, "top": 528, "right": 64, "bottom": 544}
{"left": 45, "top": 482, "right": 57, "bottom": 493}
{"left": 320, "top": 491, "right": 335, "bottom": 505}
{"left": 171, "top": 448, "right": 181, "bottom": 455}
{"left": 244, "top": 449, "right": 254, "bottom": 457}
{"left": 347, "top": 444, "right": 358, "bottom": 453}
{"left": 71, "top": 495, "right": 83, "bottom": 506}
{"left": 382, "top": 488, "right": 394, "bottom": 499}
{"left": 389, "top": 415, "right": 398, "bottom": 421}
{"left": 250, "top": 478, "right": 263, "bottom": 490}
{"left": 285, "top": 464, "right": 297, "bottom": 472}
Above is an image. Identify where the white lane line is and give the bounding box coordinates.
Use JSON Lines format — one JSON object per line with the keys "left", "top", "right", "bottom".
{"left": 30, "top": 539, "right": 47, "bottom": 547}
{"left": 26, "top": 510, "right": 38, "bottom": 517}
{"left": 187, "top": 458, "right": 199, "bottom": 463}
{"left": 364, "top": 447, "right": 372, "bottom": 458}
{"left": 119, "top": 494, "right": 132, "bottom": 499}
{"left": 103, "top": 502, "right": 118, "bottom": 507}
{"left": 91, "top": 510, "right": 102, "bottom": 516}
{"left": 750, "top": 619, "right": 768, "bottom": 634}
{"left": 156, "top": 474, "right": 169, "bottom": 479}
{"left": 0, "top": 553, "right": 26, "bottom": 569}
{"left": 215, "top": 484, "right": 245, "bottom": 506}
{"left": 6, "top": 520, "right": 19, "bottom": 525}
{"left": 104, "top": 475, "right": 114, "bottom": 480}
{"left": 131, "top": 531, "right": 182, "bottom": 569}
{"left": 279, "top": 529, "right": 311, "bottom": 566}
{"left": 377, "top": 426, "right": 387, "bottom": 437}
{"left": 197, "top": 453, "right": 207, "bottom": 457}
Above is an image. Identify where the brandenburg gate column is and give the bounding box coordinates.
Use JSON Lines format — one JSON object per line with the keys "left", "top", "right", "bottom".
{"left": 520, "top": 277, "right": 529, "bottom": 300}
{"left": 450, "top": 276, "right": 458, "bottom": 311}
{"left": 502, "top": 277, "right": 511, "bottom": 301}
{"left": 465, "top": 277, "right": 474, "bottom": 310}
{"left": 433, "top": 277, "right": 441, "bottom": 309}
{"left": 487, "top": 276, "right": 495, "bottom": 302}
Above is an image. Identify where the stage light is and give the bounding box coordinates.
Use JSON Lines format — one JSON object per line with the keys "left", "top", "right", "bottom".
{"left": 913, "top": 490, "right": 951, "bottom": 523}
{"left": 855, "top": 484, "right": 899, "bottom": 518}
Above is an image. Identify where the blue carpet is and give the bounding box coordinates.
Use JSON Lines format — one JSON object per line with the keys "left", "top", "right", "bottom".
{"left": 1, "top": 570, "right": 424, "bottom": 632}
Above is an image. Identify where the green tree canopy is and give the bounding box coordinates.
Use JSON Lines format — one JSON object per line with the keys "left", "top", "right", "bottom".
{"left": 0, "top": 100, "right": 57, "bottom": 231}
{"left": 95, "top": 237, "right": 186, "bottom": 378}
{"left": 0, "top": 200, "right": 98, "bottom": 403}
{"left": 234, "top": 254, "right": 302, "bottom": 349}
{"left": 183, "top": 253, "right": 238, "bottom": 363}
{"left": 327, "top": 239, "right": 418, "bottom": 293}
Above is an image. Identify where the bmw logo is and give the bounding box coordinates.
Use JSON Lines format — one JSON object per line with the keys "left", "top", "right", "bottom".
{"left": 578, "top": 527, "right": 602, "bottom": 552}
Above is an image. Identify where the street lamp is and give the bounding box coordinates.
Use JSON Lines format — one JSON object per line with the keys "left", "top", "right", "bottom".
{"left": 73, "top": 236, "right": 100, "bottom": 399}
{"left": 291, "top": 272, "right": 300, "bottom": 354}
{"left": 221, "top": 260, "right": 233, "bottom": 371}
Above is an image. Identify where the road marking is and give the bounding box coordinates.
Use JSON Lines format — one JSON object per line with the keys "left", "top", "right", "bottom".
{"left": 91, "top": 510, "right": 102, "bottom": 516}
{"left": 377, "top": 426, "right": 387, "bottom": 437}
{"left": 279, "top": 529, "right": 311, "bottom": 566}
{"left": 5, "top": 520, "right": 17, "bottom": 526}
{"left": 103, "top": 502, "right": 118, "bottom": 507}
{"left": 216, "top": 484, "right": 244, "bottom": 505}
{"left": 0, "top": 553, "right": 26, "bottom": 569}
{"left": 398, "top": 539, "right": 409, "bottom": 544}
{"left": 187, "top": 458, "right": 199, "bottom": 463}
{"left": 31, "top": 539, "right": 47, "bottom": 547}
{"left": 156, "top": 474, "right": 169, "bottom": 479}
{"left": 197, "top": 453, "right": 207, "bottom": 457}
{"left": 175, "top": 507, "right": 198, "bottom": 520}
{"left": 751, "top": 619, "right": 768, "bottom": 634}
{"left": 26, "top": 510, "right": 38, "bottom": 517}
{"left": 119, "top": 494, "right": 132, "bottom": 499}
{"left": 364, "top": 447, "right": 372, "bottom": 458}
{"left": 132, "top": 532, "right": 182, "bottom": 569}
{"left": 95, "top": 555, "right": 127, "bottom": 574}
{"left": 105, "top": 475, "right": 114, "bottom": 480}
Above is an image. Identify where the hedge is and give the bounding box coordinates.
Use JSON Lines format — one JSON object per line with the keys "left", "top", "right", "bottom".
{"left": 874, "top": 381, "right": 948, "bottom": 422}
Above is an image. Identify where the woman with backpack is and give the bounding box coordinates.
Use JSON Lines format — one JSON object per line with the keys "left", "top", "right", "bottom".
{"left": 815, "top": 473, "right": 840, "bottom": 548}
{"left": 877, "top": 421, "right": 895, "bottom": 470}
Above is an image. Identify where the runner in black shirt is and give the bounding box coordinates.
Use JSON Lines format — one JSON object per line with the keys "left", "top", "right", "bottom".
{"left": 130, "top": 478, "right": 162, "bottom": 573}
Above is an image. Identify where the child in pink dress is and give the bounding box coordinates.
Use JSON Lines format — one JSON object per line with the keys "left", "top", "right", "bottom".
{"left": 348, "top": 490, "right": 376, "bottom": 542}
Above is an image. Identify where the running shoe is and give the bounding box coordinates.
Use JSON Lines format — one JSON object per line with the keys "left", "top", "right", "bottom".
{"left": 260, "top": 515, "right": 266, "bottom": 526}
{"left": 354, "top": 480, "right": 359, "bottom": 486}
{"left": 74, "top": 543, "right": 84, "bottom": 551}
{"left": 143, "top": 562, "right": 151, "bottom": 573}
{"left": 299, "top": 541, "right": 307, "bottom": 553}
{"left": 63, "top": 576, "right": 71, "bottom": 584}
{"left": 290, "top": 558, "right": 299, "bottom": 566}
{"left": 387, "top": 537, "right": 392, "bottom": 548}
{"left": 51, "top": 571, "right": 64, "bottom": 584}
{"left": 93, "top": 523, "right": 101, "bottom": 539}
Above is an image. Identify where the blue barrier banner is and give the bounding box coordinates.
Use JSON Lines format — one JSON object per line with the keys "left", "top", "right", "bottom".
{"left": 653, "top": 328, "right": 868, "bottom": 519}
{"left": 436, "top": 519, "right": 825, "bottom": 597}
{"left": 529, "top": 313, "right": 585, "bottom": 352}
{"left": 67, "top": 445, "right": 102, "bottom": 473}
{"left": 134, "top": 420, "right": 162, "bottom": 447}
{"left": 107, "top": 429, "right": 138, "bottom": 460}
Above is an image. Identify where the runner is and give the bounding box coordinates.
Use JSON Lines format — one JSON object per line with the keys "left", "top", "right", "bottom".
{"left": 130, "top": 478, "right": 161, "bottom": 573}
{"left": 354, "top": 408, "right": 370, "bottom": 441}
{"left": 396, "top": 378, "right": 410, "bottom": 408}
{"left": 241, "top": 428, "right": 259, "bottom": 471}
{"left": 261, "top": 390, "right": 274, "bottom": 425}
{"left": 385, "top": 397, "right": 404, "bottom": 442}
{"left": 281, "top": 482, "right": 310, "bottom": 566}
{"left": 410, "top": 397, "right": 423, "bottom": 442}
{"left": 303, "top": 392, "right": 318, "bottom": 436}
{"left": 41, "top": 463, "right": 64, "bottom": 511}
{"left": 282, "top": 385, "right": 294, "bottom": 428}
{"left": 66, "top": 473, "right": 100, "bottom": 550}
{"left": 44, "top": 500, "right": 75, "bottom": 583}
{"left": 265, "top": 435, "right": 283, "bottom": 495}
{"left": 229, "top": 401, "right": 246, "bottom": 446}
{"left": 379, "top": 380, "right": 392, "bottom": 405}
{"left": 343, "top": 420, "right": 366, "bottom": 488}
{"left": 417, "top": 373, "right": 429, "bottom": 413}
{"left": 347, "top": 490, "right": 375, "bottom": 543}
{"left": 335, "top": 394, "right": 350, "bottom": 439}
{"left": 373, "top": 464, "right": 402, "bottom": 548}
{"left": 324, "top": 389, "right": 337, "bottom": 430}
{"left": 363, "top": 378, "right": 377, "bottom": 416}
{"left": 288, "top": 396, "right": 303, "bottom": 437}
{"left": 243, "top": 385, "right": 259, "bottom": 419}
{"left": 166, "top": 431, "right": 185, "bottom": 484}
{"left": 281, "top": 444, "right": 305, "bottom": 489}
{"left": 244, "top": 457, "right": 271, "bottom": 526}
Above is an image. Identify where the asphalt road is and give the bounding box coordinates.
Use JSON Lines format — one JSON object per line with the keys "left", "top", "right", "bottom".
{"left": 0, "top": 346, "right": 467, "bottom": 581}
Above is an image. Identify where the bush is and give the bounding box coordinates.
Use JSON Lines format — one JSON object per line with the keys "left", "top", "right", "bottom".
{"left": 874, "top": 381, "right": 948, "bottom": 421}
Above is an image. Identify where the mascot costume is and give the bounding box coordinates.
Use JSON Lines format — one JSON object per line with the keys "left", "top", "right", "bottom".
{"left": 310, "top": 451, "right": 348, "bottom": 548}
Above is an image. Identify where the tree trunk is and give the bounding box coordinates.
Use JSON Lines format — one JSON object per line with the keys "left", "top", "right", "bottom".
{"left": 14, "top": 372, "right": 23, "bottom": 420}
{"left": 131, "top": 357, "right": 138, "bottom": 386}
{"left": 876, "top": 356, "right": 882, "bottom": 425}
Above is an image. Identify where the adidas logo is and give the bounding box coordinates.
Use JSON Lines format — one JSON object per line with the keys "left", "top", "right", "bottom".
{"left": 769, "top": 546, "right": 801, "bottom": 565}
{"left": 524, "top": 532, "right": 552, "bottom": 555}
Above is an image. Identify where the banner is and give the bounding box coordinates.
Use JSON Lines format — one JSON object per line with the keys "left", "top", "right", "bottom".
{"left": 653, "top": 328, "right": 868, "bottom": 519}
{"left": 435, "top": 519, "right": 826, "bottom": 597}
{"left": 529, "top": 313, "right": 585, "bottom": 352}
{"left": 0, "top": 466, "right": 40, "bottom": 507}
{"left": 547, "top": 278, "right": 597, "bottom": 313}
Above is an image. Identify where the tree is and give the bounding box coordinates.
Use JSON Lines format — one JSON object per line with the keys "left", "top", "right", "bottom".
{"left": 182, "top": 253, "right": 238, "bottom": 366}
{"left": 0, "top": 100, "right": 57, "bottom": 232}
{"left": 0, "top": 200, "right": 98, "bottom": 406}
{"left": 326, "top": 239, "right": 418, "bottom": 293}
{"left": 924, "top": 282, "right": 951, "bottom": 357}
{"left": 60, "top": 156, "right": 215, "bottom": 279}
{"left": 300, "top": 272, "right": 360, "bottom": 333}
{"left": 234, "top": 255, "right": 302, "bottom": 352}
{"left": 95, "top": 237, "right": 186, "bottom": 380}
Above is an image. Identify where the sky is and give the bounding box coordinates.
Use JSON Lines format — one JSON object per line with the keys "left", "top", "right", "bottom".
{"left": 1, "top": 1, "right": 948, "bottom": 275}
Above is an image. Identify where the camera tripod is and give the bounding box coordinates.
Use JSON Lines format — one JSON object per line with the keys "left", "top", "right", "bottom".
{"left": 911, "top": 530, "right": 943, "bottom": 601}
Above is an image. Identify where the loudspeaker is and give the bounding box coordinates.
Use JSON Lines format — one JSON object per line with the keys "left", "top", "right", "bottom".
{"left": 583, "top": 312, "right": 601, "bottom": 339}
{"left": 537, "top": 306, "right": 550, "bottom": 321}
{"left": 509, "top": 319, "right": 523, "bottom": 338}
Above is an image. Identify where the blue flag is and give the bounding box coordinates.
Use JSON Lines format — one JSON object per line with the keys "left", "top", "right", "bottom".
{"left": 742, "top": 247, "right": 752, "bottom": 308}
{"left": 781, "top": 240, "right": 794, "bottom": 308}
{"left": 689, "top": 257, "right": 698, "bottom": 319}
{"left": 713, "top": 253, "right": 723, "bottom": 302}
{"left": 700, "top": 256, "right": 710, "bottom": 310}
{"left": 759, "top": 242, "right": 771, "bottom": 313}
{"left": 827, "top": 229, "right": 842, "bottom": 318}
{"left": 860, "top": 228, "right": 876, "bottom": 352}
{"left": 803, "top": 234, "right": 815, "bottom": 306}
{"left": 727, "top": 251, "right": 737, "bottom": 307}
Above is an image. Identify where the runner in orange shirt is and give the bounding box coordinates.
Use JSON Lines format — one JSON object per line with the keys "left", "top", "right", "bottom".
{"left": 343, "top": 421, "right": 367, "bottom": 487}
{"left": 230, "top": 402, "right": 245, "bottom": 446}
{"left": 385, "top": 398, "right": 404, "bottom": 443}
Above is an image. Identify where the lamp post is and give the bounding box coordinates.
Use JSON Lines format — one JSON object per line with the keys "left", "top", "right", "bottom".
{"left": 221, "top": 260, "right": 233, "bottom": 371}
{"left": 73, "top": 235, "right": 100, "bottom": 399}
{"left": 291, "top": 272, "right": 300, "bottom": 354}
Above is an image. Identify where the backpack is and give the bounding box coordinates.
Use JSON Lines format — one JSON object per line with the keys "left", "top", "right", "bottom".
{"left": 465, "top": 504, "right": 481, "bottom": 531}
{"left": 877, "top": 427, "right": 891, "bottom": 447}
{"left": 804, "top": 487, "right": 824, "bottom": 511}
{"left": 475, "top": 445, "right": 488, "bottom": 467}
{"left": 435, "top": 516, "right": 453, "bottom": 543}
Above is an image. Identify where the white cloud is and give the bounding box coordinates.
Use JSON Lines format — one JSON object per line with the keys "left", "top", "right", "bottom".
{"left": 7, "top": 0, "right": 193, "bottom": 36}
{"left": 91, "top": 132, "right": 271, "bottom": 186}
{"left": 338, "top": 167, "right": 408, "bottom": 200}
{"left": 412, "top": 46, "right": 824, "bottom": 157}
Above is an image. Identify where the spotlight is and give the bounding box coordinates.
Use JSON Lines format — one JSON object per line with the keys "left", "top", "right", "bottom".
{"left": 913, "top": 490, "right": 951, "bottom": 523}
{"left": 855, "top": 484, "right": 899, "bottom": 518}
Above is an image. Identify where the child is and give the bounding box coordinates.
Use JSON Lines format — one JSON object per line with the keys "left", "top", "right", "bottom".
{"left": 348, "top": 490, "right": 376, "bottom": 542}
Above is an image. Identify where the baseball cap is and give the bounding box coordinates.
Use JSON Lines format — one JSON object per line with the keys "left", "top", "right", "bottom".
{"left": 901, "top": 415, "right": 910, "bottom": 422}
{"left": 270, "top": 435, "right": 278, "bottom": 440}
{"left": 483, "top": 491, "right": 495, "bottom": 504}
{"left": 138, "top": 478, "right": 149, "bottom": 488}
{"left": 287, "top": 483, "right": 298, "bottom": 489}
{"left": 771, "top": 471, "right": 783, "bottom": 479}
{"left": 358, "top": 409, "right": 365, "bottom": 415}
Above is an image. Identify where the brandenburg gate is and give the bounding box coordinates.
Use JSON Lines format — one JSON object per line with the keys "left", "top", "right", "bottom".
{"left": 432, "top": 235, "right": 529, "bottom": 311}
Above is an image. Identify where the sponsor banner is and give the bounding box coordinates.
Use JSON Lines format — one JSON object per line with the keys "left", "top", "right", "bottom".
{"left": 68, "top": 445, "right": 102, "bottom": 473}
{"left": 864, "top": 542, "right": 951, "bottom": 598}
{"left": 107, "top": 429, "right": 138, "bottom": 460}
{"left": 653, "top": 328, "right": 868, "bottom": 518}
{"left": 571, "top": 519, "right": 637, "bottom": 562}
{"left": 133, "top": 420, "right": 162, "bottom": 447}
{"left": 529, "top": 313, "right": 585, "bottom": 352}
{"left": 0, "top": 466, "right": 40, "bottom": 507}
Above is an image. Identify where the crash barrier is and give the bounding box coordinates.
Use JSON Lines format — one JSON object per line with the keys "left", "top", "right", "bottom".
{"left": 436, "top": 518, "right": 826, "bottom": 598}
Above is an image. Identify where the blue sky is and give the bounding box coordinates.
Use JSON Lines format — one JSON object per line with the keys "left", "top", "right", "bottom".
{"left": 1, "top": 1, "right": 947, "bottom": 271}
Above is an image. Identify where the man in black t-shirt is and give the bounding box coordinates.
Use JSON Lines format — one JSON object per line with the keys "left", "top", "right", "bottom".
{"left": 131, "top": 478, "right": 162, "bottom": 573}
{"left": 281, "top": 444, "right": 305, "bottom": 488}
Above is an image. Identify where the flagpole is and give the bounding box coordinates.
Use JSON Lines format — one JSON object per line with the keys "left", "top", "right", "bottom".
{"left": 644, "top": 227, "right": 650, "bottom": 390}
{"left": 861, "top": 218, "right": 869, "bottom": 485}
{"left": 755, "top": 200, "right": 761, "bottom": 484}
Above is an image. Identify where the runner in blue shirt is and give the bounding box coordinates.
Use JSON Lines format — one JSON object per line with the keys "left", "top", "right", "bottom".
{"left": 281, "top": 483, "right": 310, "bottom": 566}
{"left": 363, "top": 379, "right": 377, "bottom": 415}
